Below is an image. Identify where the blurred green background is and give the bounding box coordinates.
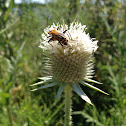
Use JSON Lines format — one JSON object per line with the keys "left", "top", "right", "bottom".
{"left": 0, "top": 0, "right": 126, "bottom": 126}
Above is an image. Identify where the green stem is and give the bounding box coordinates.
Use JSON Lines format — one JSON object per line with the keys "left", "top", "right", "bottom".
{"left": 64, "top": 84, "right": 72, "bottom": 126}
{"left": 7, "top": 104, "right": 13, "bottom": 126}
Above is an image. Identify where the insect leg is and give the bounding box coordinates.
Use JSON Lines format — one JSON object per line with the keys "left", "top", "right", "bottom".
{"left": 63, "top": 30, "right": 67, "bottom": 34}
{"left": 48, "top": 38, "right": 53, "bottom": 47}
{"left": 59, "top": 42, "right": 63, "bottom": 46}
{"left": 63, "top": 29, "right": 72, "bottom": 41}
{"left": 47, "top": 35, "right": 51, "bottom": 38}
{"left": 58, "top": 40, "right": 64, "bottom": 46}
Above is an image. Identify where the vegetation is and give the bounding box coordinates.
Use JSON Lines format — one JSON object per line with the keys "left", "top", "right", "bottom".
{"left": 0, "top": 0, "right": 126, "bottom": 125}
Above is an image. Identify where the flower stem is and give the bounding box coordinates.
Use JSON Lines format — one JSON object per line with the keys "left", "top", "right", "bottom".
{"left": 64, "top": 84, "right": 72, "bottom": 126}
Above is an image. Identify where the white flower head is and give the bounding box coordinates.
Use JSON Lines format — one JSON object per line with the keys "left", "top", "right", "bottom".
{"left": 31, "top": 22, "right": 108, "bottom": 105}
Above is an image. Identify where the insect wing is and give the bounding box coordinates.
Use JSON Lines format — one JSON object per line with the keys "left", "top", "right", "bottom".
{"left": 58, "top": 33, "right": 66, "bottom": 38}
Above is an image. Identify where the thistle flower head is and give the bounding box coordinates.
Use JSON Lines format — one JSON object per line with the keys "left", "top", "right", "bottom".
{"left": 31, "top": 22, "right": 108, "bottom": 105}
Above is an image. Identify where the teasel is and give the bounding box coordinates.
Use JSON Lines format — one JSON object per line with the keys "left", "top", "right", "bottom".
{"left": 31, "top": 22, "right": 108, "bottom": 126}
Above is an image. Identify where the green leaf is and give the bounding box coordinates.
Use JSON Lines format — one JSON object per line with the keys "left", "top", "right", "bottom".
{"left": 31, "top": 82, "right": 58, "bottom": 91}
{"left": 73, "top": 111, "right": 104, "bottom": 126}
{"left": 16, "top": 42, "right": 25, "bottom": 60}
{"left": 4, "top": 0, "right": 14, "bottom": 21}
{"left": 80, "top": 81, "right": 109, "bottom": 95}
{"left": 56, "top": 83, "right": 67, "bottom": 99}
{"left": 5, "top": 81, "right": 13, "bottom": 92}
{"left": 70, "top": 83, "right": 92, "bottom": 105}
{"left": 46, "top": 102, "right": 64, "bottom": 123}
{"left": 0, "top": 19, "right": 19, "bottom": 35}
{"left": 0, "top": 92, "right": 10, "bottom": 104}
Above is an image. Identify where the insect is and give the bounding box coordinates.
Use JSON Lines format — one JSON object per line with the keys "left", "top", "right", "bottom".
{"left": 48, "top": 29, "right": 68, "bottom": 46}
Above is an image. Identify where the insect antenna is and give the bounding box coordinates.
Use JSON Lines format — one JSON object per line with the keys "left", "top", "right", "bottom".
{"left": 63, "top": 30, "right": 67, "bottom": 34}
